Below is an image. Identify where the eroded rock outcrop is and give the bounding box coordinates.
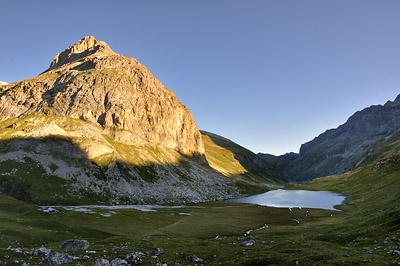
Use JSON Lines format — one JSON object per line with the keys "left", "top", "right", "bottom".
{"left": 0, "top": 36, "right": 204, "bottom": 157}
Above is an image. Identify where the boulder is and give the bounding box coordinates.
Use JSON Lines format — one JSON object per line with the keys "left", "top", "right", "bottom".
{"left": 58, "top": 239, "right": 89, "bottom": 251}
{"left": 110, "top": 258, "right": 128, "bottom": 266}
{"left": 94, "top": 259, "right": 110, "bottom": 266}
{"left": 34, "top": 247, "right": 52, "bottom": 256}
{"left": 241, "top": 240, "right": 255, "bottom": 247}
{"left": 186, "top": 255, "right": 203, "bottom": 262}
{"left": 125, "top": 252, "right": 143, "bottom": 264}
{"left": 152, "top": 247, "right": 164, "bottom": 256}
{"left": 40, "top": 252, "right": 73, "bottom": 266}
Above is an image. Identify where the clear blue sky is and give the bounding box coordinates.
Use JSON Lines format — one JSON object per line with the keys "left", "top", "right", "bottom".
{"left": 1, "top": 0, "right": 399, "bottom": 155}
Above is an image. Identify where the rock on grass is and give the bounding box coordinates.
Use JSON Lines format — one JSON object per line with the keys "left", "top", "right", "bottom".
{"left": 95, "top": 259, "right": 110, "bottom": 266}
{"left": 186, "top": 255, "right": 203, "bottom": 262}
{"left": 110, "top": 258, "right": 128, "bottom": 266}
{"left": 241, "top": 240, "right": 255, "bottom": 246}
{"left": 58, "top": 239, "right": 89, "bottom": 251}
{"left": 126, "top": 252, "right": 143, "bottom": 265}
{"left": 40, "top": 252, "right": 73, "bottom": 266}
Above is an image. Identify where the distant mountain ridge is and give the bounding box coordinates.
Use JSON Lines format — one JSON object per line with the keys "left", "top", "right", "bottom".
{"left": 260, "top": 95, "right": 400, "bottom": 181}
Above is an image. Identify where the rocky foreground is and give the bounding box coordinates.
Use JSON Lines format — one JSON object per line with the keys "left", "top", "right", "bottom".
{"left": 4, "top": 237, "right": 261, "bottom": 266}
{"left": 5, "top": 239, "right": 163, "bottom": 266}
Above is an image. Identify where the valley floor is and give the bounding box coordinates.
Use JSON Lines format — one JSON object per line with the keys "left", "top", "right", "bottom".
{"left": 0, "top": 161, "right": 399, "bottom": 265}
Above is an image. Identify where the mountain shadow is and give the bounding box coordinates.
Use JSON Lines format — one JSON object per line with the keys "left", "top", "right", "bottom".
{"left": 0, "top": 134, "right": 278, "bottom": 206}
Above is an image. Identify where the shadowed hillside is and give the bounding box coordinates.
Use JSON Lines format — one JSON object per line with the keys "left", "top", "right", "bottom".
{"left": 0, "top": 115, "right": 283, "bottom": 205}
{"left": 260, "top": 95, "right": 400, "bottom": 182}
{"left": 201, "top": 131, "right": 282, "bottom": 186}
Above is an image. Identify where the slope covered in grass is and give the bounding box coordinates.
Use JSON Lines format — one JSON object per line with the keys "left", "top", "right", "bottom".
{"left": 0, "top": 115, "right": 283, "bottom": 205}
{"left": 0, "top": 158, "right": 399, "bottom": 265}
{"left": 201, "top": 131, "right": 282, "bottom": 187}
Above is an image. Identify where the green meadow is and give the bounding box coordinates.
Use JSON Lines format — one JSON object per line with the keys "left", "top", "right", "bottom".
{"left": 0, "top": 160, "right": 399, "bottom": 265}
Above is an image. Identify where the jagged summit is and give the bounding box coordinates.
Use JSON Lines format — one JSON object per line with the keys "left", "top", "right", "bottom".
{"left": 46, "top": 36, "right": 114, "bottom": 72}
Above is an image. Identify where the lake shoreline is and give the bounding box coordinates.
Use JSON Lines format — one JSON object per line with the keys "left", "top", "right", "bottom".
{"left": 226, "top": 189, "right": 347, "bottom": 211}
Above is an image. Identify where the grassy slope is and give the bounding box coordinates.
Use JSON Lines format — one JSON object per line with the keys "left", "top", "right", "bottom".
{"left": 0, "top": 114, "right": 182, "bottom": 167}
{"left": 357, "top": 128, "right": 400, "bottom": 167}
{"left": 201, "top": 131, "right": 282, "bottom": 187}
{"left": 0, "top": 115, "right": 283, "bottom": 205}
{"left": 201, "top": 134, "right": 247, "bottom": 176}
{"left": 0, "top": 159, "right": 399, "bottom": 265}
{"left": 0, "top": 114, "right": 182, "bottom": 205}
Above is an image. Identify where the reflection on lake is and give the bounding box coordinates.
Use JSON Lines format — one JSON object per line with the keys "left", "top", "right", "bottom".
{"left": 228, "top": 189, "right": 346, "bottom": 211}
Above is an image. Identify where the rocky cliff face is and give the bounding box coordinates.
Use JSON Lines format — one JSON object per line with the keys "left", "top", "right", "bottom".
{"left": 0, "top": 36, "right": 204, "bottom": 157}
{"left": 268, "top": 95, "right": 400, "bottom": 181}
{"left": 299, "top": 95, "right": 400, "bottom": 157}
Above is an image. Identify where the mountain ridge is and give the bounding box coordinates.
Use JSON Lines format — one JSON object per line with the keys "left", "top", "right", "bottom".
{"left": 260, "top": 94, "right": 400, "bottom": 181}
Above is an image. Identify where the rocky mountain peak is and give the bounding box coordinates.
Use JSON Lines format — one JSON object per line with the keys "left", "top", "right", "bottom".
{"left": 0, "top": 36, "right": 205, "bottom": 158}
{"left": 46, "top": 36, "right": 114, "bottom": 72}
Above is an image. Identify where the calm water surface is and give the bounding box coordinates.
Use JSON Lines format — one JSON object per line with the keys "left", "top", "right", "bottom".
{"left": 228, "top": 189, "right": 346, "bottom": 211}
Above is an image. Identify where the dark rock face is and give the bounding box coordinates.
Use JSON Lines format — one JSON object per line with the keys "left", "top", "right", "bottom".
{"left": 300, "top": 97, "right": 400, "bottom": 157}
{"left": 0, "top": 36, "right": 204, "bottom": 157}
{"left": 58, "top": 239, "right": 89, "bottom": 251}
{"left": 277, "top": 95, "right": 400, "bottom": 181}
